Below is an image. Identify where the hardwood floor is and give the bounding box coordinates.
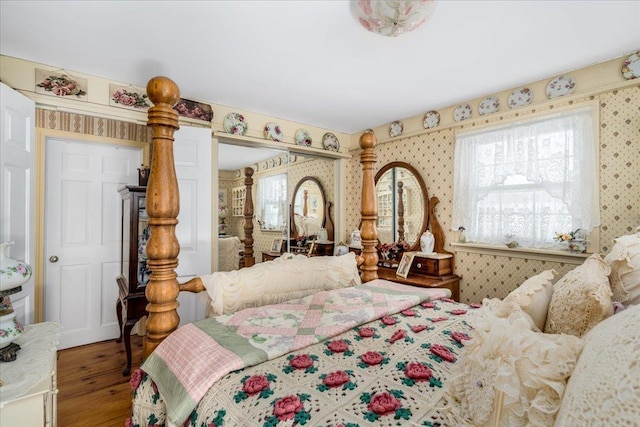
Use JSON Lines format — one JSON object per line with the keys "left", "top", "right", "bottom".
{"left": 57, "top": 334, "right": 144, "bottom": 427}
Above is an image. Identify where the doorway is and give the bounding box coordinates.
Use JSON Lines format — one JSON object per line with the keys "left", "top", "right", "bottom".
{"left": 44, "top": 136, "right": 142, "bottom": 349}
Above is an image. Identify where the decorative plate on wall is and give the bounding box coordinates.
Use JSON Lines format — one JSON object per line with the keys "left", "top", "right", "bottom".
{"left": 389, "top": 120, "right": 403, "bottom": 137}
{"left": 508, "top": 87, "right": 533, "bottom": 108}
{"left": 322, "top": 133, "right": 340, "bottom": 152}
{"left": 478, "top": 96, "right": 500, "bottom": 116}
{"left": 423, "top": 110, "right": 440, "bottom": 129}
{"left": 223, "top": 112, "right": 248, "bottom": 135}
{"left": 453, "top": 104, "right": 472, "bottom": 122}
{"left": 274, "top": 156, "right": 281, "bottom": 166}
{"left": 621, "top": 51, "right": 640, "bottom": 80}
{"left": 294, "top": 129, "right": 312, "bottom": 147}
{"left": 268, "top": 158, "right": 274, "bottom": 168}
{"left": 264, "top": 122, "right": 283, "bottom": 142}
{"left": 546, "top": 75, "right": 576, "bottom": 98}
{"left": 260, "top": 161, "right": 268, "bottom": 170}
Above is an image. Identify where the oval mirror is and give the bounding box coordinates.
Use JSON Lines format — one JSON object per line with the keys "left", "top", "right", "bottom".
{"left": 374, "top": 162, "right": 429, "bottom": 251}
{"left": 290, "top": 176, "right": 332, "bottom": 241}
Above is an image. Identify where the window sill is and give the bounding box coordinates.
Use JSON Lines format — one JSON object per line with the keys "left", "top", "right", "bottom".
{"left": 450, "top": 242, "right": 590, "bottom": 265}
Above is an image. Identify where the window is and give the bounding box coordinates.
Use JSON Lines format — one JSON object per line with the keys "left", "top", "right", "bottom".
{"left": 257, "top": 173, "right": 287, "bottom": 230}
{"left": 452, "top": 105, "right": 599, "bottom": 248}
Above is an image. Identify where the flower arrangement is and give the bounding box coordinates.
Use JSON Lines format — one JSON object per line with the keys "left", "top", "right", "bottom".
{"left": 376, "top": 240, "right": 410, "bottom": 261}
{"left": 553, "top": 228, "right": 582, "bottom": 242}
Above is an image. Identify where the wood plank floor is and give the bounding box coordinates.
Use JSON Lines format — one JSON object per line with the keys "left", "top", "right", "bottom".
{"left": 57, "top": 335, "right": 144, "bottom": 427}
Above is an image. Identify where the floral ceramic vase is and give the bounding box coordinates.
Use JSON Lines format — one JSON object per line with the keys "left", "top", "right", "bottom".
{"left": 567, "top": 239, "right": 588, "bottom": 253}
{"left": 0, "top": 242, "right": 32, "bottom": 292}
{"left": 420, "top": 231, "right": 435, "bottom": 253}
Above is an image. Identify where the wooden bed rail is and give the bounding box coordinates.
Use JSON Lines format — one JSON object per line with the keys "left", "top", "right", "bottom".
{"left": 143, "top": 76, "right": 182, "bottom": 359}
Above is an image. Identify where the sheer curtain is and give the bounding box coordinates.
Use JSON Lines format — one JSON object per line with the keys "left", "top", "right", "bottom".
{"left": 452, "top": 106, "right": 599, "bottom": 248}
{"left": 257, "top": 173, "right": 287, "bottom": 230}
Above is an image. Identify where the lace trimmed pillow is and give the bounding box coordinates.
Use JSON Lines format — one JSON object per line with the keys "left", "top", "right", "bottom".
{"left": 544, "top": 254, "right": 613, "bottom": 337}
{"left": 446, "top": 308, "right": 584, "bottom": 426}
{"left": 603, "top": 232, "right": 640, "bottom": 306}
{"left": 554, "top": 304, "right": 640, "bottom": 426}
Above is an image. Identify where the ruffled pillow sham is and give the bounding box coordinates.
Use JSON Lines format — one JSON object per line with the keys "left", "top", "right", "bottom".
{"left": 446, "top": 307, "right": 584, "bottom": 426}
{"left": 201, "top": 252, "right": 361, "bottom": 316}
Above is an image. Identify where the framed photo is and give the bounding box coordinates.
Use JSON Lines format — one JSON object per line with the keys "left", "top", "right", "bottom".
{"left": 396, "top": 252, "right": 416, "bottom": 278}
{"left": 271, "top": 238, "right": 284, "bottom": 253}
{"left": 218, "top": 189, "right": 227, "bottom": 205}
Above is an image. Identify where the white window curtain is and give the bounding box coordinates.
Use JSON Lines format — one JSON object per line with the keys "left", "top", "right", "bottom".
{"left": 257, "top": 173, "right": 287, "bottom": 230}
{"left": 452, "top": 106, "right": 599, "bottom": 248}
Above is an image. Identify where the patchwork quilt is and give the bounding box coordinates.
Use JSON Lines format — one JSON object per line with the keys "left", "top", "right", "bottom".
{"left": 130, "top": 279, "right": 475, "bottom": 427}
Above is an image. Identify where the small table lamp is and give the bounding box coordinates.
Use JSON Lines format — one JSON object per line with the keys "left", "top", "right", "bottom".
{"left": 0, "top": 242, "right": 32, "bottom": 362}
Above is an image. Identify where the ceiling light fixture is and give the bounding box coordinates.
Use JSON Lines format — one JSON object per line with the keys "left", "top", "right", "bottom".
{"left": 353, "top": 0, "right": 438, "bottom": 37}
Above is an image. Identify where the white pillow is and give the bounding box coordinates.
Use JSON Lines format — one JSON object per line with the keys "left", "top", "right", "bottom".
{"left": 604, "top": 231, "right": 640, "bottom": 306}
{"left": 201, "top": 252, "right": 361, "bottom": 316}
{"left": 554, "top": 304, "right": 640, "bottom": 426}
{"left": 501, "top": 269, "right": 557, "bottom": 330}
{"left": 448, "top": 307, "right": 584, "bottom": 426}
{"left": 544, "top": 254, "right": 613, "bottom": 337}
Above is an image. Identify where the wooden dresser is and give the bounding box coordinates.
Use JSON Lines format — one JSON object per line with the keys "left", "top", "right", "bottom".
{"left": 376, "top": 265, "right": 460, "bottom": 301}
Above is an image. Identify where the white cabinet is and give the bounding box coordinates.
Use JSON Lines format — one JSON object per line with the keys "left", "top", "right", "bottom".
{"left": 0, "top": 323, "right": 59, "bottom": 427}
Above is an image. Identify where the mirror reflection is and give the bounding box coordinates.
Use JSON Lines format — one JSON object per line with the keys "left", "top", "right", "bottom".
{"left": 375, "top": 162, "right": 428, "bottom": 250}
{"left": 291, "top": 177, "right": 327, "bottom": 239}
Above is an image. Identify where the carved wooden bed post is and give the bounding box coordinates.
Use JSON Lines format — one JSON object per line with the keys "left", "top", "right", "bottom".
{"left": 243, "top": 167, "right": 255, "bottom": 268}
{"left": 397, "top": 181, "right": 405, "bottom": 242}
{"left": 359, "top": 131, "right": 379, "bottom": 282}
{"left": 143, "top": 76, "right": 181, "bottom": 359}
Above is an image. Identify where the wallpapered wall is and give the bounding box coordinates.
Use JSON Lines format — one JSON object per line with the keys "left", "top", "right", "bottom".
{"left": 346, "top": 84, "right": 640, "bottom": 304}
{"left": 220, "top": 155, "right": 336, "bottom": 261}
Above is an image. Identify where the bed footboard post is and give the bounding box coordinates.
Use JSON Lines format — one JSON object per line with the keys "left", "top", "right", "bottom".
{"left": 243, "top": 167, "right": 255, "bottom": 267}
{"left": 359, "top": 131, "right": 379, "bottom": 282}
{"left": 143, "top": 76, "right": 181, "bottom": 359}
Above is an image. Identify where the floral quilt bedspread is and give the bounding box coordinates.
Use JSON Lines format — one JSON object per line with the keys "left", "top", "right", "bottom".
{"left": 130, "top": 279, "right": 476, "bottom": 427}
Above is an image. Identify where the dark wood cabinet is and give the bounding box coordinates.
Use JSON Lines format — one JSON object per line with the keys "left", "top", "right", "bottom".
{"left": 116, "top": 185, "right": 149, "bottom": 376}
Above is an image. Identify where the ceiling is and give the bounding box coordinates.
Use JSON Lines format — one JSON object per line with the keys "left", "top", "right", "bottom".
{"left": 1, "top": 1, "right": 638, "bottom": 137}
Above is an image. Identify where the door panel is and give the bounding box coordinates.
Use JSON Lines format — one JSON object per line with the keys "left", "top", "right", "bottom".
{"left": 0, "top": 83, "right": 35, "bottom": 325}
{"left": 45, "top": 138, "right": 140, "bottom": 348}
{"left": 173, "top": 126, "right": 211, "bottom": 325}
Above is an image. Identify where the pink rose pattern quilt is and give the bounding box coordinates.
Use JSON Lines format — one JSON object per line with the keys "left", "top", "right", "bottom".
{"left": 129, "top": 279, "right": 475, "bottom": 426}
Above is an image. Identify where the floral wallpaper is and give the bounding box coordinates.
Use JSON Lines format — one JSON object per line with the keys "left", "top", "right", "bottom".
{"left": 346, "top": 84, "right": 640, "bottom": 304}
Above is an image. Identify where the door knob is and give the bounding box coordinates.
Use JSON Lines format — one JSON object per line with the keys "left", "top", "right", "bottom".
{"left": 49, "top": 255, "right": 59, "bottom": 263}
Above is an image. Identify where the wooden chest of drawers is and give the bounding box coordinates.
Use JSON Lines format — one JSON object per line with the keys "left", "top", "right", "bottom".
{"left": 410, "top": 254, "right": 453, "bottom": 277}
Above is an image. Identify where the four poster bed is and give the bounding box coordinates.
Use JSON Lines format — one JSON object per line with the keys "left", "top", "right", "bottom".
{"left": 131, "top": 77, "right": 639, "bottom": 427}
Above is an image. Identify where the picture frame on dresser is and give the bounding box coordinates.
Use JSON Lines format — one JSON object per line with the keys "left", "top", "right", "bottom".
{"left": 396, "top": 251, "right": 416, "bottom": 278}
{"left": 271, "top": 238, "right": 283, "bottom": 253}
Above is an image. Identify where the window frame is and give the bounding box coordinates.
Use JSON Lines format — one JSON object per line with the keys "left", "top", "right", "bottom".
{"left": 451, "top": 102, "right": 600, "bottom": 260}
